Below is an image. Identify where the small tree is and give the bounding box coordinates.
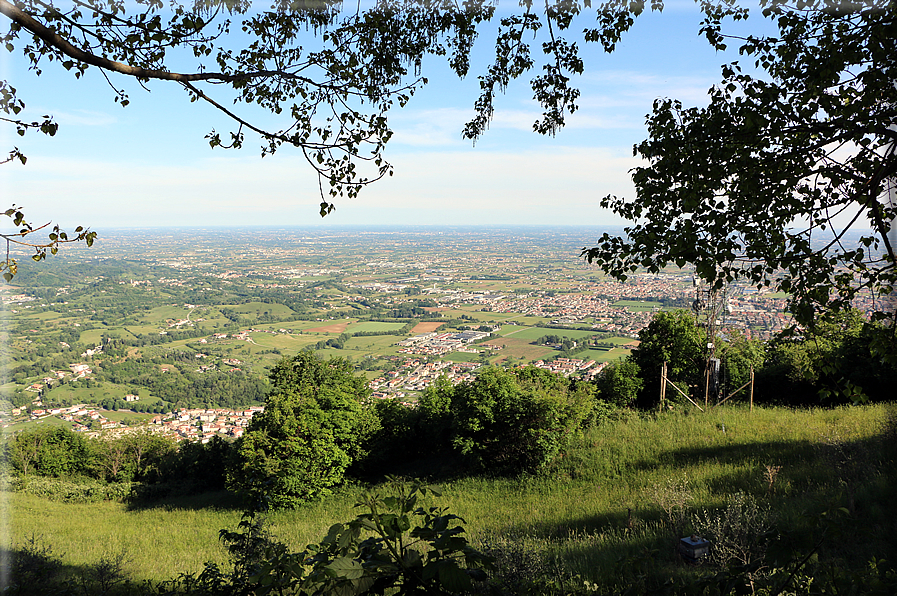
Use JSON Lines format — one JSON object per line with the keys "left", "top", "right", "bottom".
{"left": 629, "top": 310, "right": 704, "bottom": 407}
{"left": 451, "top": 366, "right": 594, "bottom": 474}
{"left": 229, "top": 352, "right": 379, "bottom": 509}
{"left": 595, "top": 359, "right": 643, "bottom": 408}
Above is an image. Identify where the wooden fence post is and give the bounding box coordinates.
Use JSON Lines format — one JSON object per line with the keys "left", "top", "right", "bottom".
{"left": 749, "top": 366, "right": 754, "bottom": 413}
{"left": 659, "top": 361, "right": 667, "bottom": 412}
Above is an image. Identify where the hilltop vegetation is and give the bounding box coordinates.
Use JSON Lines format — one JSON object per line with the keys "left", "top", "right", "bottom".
{"left": 5, "top": 404, "right": 895, "bottom": 595}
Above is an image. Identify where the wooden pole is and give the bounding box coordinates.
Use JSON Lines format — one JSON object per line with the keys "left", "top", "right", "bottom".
{"left": 749, "top": 366, "right": 754, "bottom": 413}
{"left": 660, "top": 362, "right": 667, "bottom": 411}
{"left": 704, "top": 362, "right": 711, "bottom": 409}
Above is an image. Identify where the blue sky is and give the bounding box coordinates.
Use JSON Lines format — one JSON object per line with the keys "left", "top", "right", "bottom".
{"left": 1, "top": 1, "right": 771, "bottom": 232}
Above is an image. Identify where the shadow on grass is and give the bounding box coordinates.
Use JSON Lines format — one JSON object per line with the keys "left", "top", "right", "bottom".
{"left": 2, "top": 538, "right": 143, "bottom": 596}
{"left": 125, "top": 487, "right": 245, "bottom": 512}
{"left": 503, "top": 419, "right": 897, "bottom": 590}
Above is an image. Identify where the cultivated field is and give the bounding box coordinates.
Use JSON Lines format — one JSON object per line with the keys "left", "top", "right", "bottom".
{"left": 482, "top": 337, "right": 553, "bottom": 360}
{"left": 410, "top": 321, "right": 445, "bottom": 334}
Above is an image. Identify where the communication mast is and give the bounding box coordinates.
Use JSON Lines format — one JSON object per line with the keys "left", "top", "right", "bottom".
{"left": 692, "top": 276, "right": 729, "bottom": 406}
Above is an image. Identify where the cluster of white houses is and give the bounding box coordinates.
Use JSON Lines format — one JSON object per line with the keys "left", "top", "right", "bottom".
{"left": 531, "top": 357, "right": 604, "bottom": 378}
{"left": 149, "top": 407, "right": 264, "bottom": 441}
{"left": 369, "top": 359, "right": 481, "bottom": 399}
{"left": 396, "top": 330, "right": 492, "bottom": 356}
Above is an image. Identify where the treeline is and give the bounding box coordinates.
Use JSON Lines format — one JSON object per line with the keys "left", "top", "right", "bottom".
{"left": 5, "top": 426, "right": 230, "bottom": 496}
{"left": 598, "top": 309, "right": 896, "bottom": 407}
{"left": 102, "top": 359, "right": 269, "bottom": 409}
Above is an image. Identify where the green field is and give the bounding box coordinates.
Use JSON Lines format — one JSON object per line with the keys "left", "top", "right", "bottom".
{"left": 7, "top": 404, "right": 894, "bottom": 590}
{"left": 581, "top": 347, "right": 631, "bottom": 363}
{"left": 443, "top": 351, "right": 482, "bottom": 363}
{"left": 347, "top": 321, "right": 407, "bottom": 333}
{"left": 140, "top": 305, "right": 191, "bottom": 322}
{"left": 499, "top": 326, "right": 600, "bottom": 341}
{"left": 344, "top": 335, "right": 401, "bottom": 353}
{"left": 43, "top": 383, "right": 155, "bottom": 404}
{"left": 483, "top": 337, "right": 553, "bottom": 361}
{"left": 247, "top": 332, "right": 317, "bottom": 352}
{"left": 79, "top": 327, "right": 134, "bottom": 344}
{"left": 123, "top": 324, "right": 165, "bottom": 336}
{"left": 224, "top": 302, "right": 296, "bottom": 317}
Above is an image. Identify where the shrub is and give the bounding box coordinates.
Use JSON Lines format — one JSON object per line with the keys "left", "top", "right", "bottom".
{"left": 229, "top": 352, "right": 379, "bottom": 509}
{"left": 691, "top": 492, "right": 774, "bottom": 571}
{"left": 450, "top": 366, "right": 594, "bottom": 475}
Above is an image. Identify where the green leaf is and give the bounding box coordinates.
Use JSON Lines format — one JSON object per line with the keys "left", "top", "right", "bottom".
{"left": 435, "top": 560, "right": 473, "bottom": 593}
{"left": 325, "top": 557, "right": 365, "bottom": 580}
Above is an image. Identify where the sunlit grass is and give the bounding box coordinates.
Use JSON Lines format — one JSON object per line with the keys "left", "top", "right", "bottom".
{"left": 5, "top": 403, "right": 894, "bottom": 586}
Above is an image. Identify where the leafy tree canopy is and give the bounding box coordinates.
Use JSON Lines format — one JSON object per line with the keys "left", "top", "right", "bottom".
{"left": 229, "top": 352, "right": 378, "bottom": 509}
{"left": 583, "top": 0, "right": 897, "bottom": 327}
{"left": 450, "top": 365, "right": 595, "bottom": 474}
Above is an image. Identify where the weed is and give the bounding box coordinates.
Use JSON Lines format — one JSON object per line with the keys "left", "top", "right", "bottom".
{"left": 650, "top": 475, "right": 692, "bottom": 547}
{"left": 691, "top": 491, "right": 774, "bottom": 584}
{"left": 763, "top": 464, "right": 782, "bottom": 495}
{"left": 7, "top": 534, "right": 64, "bottom": 594}
{"left": 77, "top": 549, "right": 133, "bottom": 595}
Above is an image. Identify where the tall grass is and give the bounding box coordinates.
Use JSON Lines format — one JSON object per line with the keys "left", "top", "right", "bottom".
{"left": 5, "top": 403, "right": 894, "bottom": 587}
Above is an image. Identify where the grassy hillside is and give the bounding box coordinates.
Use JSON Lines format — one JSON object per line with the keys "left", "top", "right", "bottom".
{"left": 5, "top": 403, "right": 895, "bottom": 592}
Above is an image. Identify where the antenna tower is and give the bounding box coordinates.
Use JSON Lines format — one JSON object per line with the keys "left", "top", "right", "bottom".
{"left": 692, "top": 276, "right": 729, "bottom": 406}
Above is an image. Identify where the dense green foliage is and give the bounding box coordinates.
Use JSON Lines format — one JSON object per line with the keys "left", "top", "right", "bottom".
{"left": 594, "top": 309, "right": 895, "bottom": 408}
{"left": 629, "top": 310, "right": 705, "bottom": 405}
{"left": 3, "top": 426, "right": 232, "bottom": 500}
{"left": 594, "top": 359, "right": 642, "bottom": 407}
{"left": 229, "top": 353, "right": 379, "bottom": 509}
{"left": 450, "top": 367, "right": 595, "bottom": 474}
{"left": 759, "top": 309, "right": 897, "bottom": 404}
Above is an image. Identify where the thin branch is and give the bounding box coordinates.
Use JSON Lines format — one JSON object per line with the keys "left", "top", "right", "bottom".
{"left": 1, "top": 0, "right": 340, "bottom": 90}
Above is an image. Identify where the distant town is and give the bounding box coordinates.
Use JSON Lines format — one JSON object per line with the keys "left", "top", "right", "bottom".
{"left": 4, "top": 225, "right": 878, "bottom": 436}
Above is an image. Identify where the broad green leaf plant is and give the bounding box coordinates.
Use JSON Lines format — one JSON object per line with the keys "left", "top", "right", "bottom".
{"left": 214, "top": 479, "right": 493, "bottom": 596}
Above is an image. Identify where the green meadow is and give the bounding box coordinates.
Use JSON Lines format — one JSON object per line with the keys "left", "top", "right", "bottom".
{"left": 43, "top": 383, "right": 153, "bottom": 404}
{"left": 6, "top": 404, "right": 894, "bottom": 588}
{"left": 225, "top": 302, "right": 296, "bottom": 317}
{"left": 580, "top": 347, "right": 632, "bottom": 363}
{"left": 139, "top": 305, "right": 192, "bottom": 322}
{"left": 501, "top": 327, "right": 602, "bottom": 341}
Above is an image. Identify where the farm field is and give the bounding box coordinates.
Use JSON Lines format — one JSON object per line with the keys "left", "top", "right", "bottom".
{"left": 347, "top": 321, "right": 407, "bottom": 333}
{"left": 499, "top": 327, "right": 601, "bottom": 341}
{"left": 611, "top": 300, "right": 663, "bottom": 311}
{"left": 410, "top": 321, "right": 444, "bottom": 334}
{"left": 482, "top": 337, "right": 553, "bottom": 360}
{"left": 581, "top": 347, "right": 632, "bottom": 363}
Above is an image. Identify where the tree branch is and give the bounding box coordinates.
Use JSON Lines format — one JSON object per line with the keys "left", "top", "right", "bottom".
{"left": 0, "top": 0, "right": 334, "bottom": 89}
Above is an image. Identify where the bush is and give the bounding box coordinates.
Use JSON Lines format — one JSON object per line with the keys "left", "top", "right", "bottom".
{"left": 690, "top": 492, "right": 774, "bottom": 570}
{"left": 11, "top": 475, "right": 134, "bottom": 503}
{"left": 451, "top": 366, "right": 595, "bottom": 475}
{"left": 229, "top": 352, "right": 379, "bottom": 509}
